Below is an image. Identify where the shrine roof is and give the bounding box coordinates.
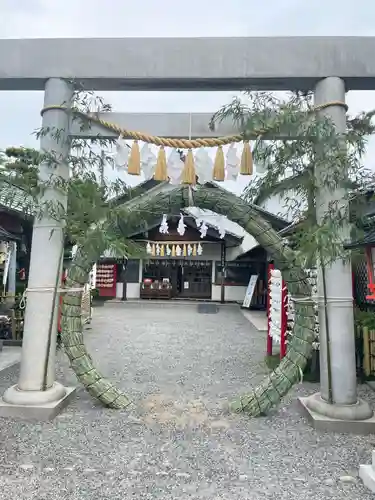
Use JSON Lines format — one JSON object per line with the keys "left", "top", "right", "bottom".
{"left": 0, "top": 180, "right": 33, "bottom": 217}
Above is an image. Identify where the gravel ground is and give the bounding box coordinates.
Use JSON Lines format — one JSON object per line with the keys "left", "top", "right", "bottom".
{"left": 0, "top": 301, "right": 374, "bottom": 499}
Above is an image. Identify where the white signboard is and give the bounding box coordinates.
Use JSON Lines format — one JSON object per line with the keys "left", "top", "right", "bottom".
{"left": 242, "top": 275, "right": 259, "bottom": 308}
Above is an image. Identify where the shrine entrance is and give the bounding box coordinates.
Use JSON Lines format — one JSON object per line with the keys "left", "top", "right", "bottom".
{"left": 141, "top": 259, "right": 212, "bottom": 300}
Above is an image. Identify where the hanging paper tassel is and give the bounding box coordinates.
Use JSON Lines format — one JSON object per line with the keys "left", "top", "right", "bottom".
{"left": 167, "top": 149, "right": 183, "bottom": 185}
{"left": 159, "top": 214, "right": 169, "bottom": 234}
{"left": 226, "top": 144, "right": 240, "bottom": 181}
{"left": 128, "top": 140, "right": 141, "bottom": 175}
{"left": 195, "top": 148, "right": 213, "bottom": 184}
{"left": 177, "top": 213, "right": 186, "bottom": 236}
{"left": 197, "top": 243, "right": 203, "bottom": 256}
{"left": 199, "top": 221, "right": 208, "bottom": 239}
{"left": 181, "top": 149, "right": 196, "bottom": 185}
{"left": 166, "top": 245, "right": 171, "bottom": 256}
{"left": 240, "top": 140, "right": 253, "bottom": 175}
{"left": 141, "top": 143, "right": 156, "bottom": 180}
{"left": 212, "top": 146, "right": 225, "bottom": 181}
{"left": 154, "top": 146, "right": 168, "bottom": 181}
{"left": 146, "top": 242, "right": 152, "bottom": 254}
{"left": 114, "top": 136, "right": 129, "bottom": 170}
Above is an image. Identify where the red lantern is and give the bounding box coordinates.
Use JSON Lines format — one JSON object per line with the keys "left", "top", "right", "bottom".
{"left": 365, "top": 246, "right": 375, "bottom": 300}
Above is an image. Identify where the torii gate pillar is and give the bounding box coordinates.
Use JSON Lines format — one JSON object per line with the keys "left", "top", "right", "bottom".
{"left": 299, "top": 77, "right": 373, "bottom": 429}
{"left": 0, "top": 78, "right": 76, "bottom": 420}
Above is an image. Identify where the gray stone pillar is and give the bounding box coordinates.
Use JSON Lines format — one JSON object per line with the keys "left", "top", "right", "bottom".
{"left": 0, "top": 78, "right": 76, "bottom": 419}
{"left": 315, "top": 77, "right": 357, "bottom": 405}
{"left": 299, "top": 77, "right": 373, "bottom": 430}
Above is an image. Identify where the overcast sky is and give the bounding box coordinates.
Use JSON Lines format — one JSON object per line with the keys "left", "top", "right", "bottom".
{"left": 1, "top": 0, "right": 375, "bottom": 195}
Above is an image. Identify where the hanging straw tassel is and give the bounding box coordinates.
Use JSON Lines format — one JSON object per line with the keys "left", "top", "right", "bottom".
{"left": 154, "top": 146, "right": 169, "bottom": 181}
{"left": 240, "top": 140, "right": 253, "bottom": 175}
{"left": 212, "top": 146, "right": 225, "bottom": 181}
{"left": 127, "top": 140, "right": 141, "bottom": 175}
{"left": 181, "top": 149, "right": 196, "bottom": 185}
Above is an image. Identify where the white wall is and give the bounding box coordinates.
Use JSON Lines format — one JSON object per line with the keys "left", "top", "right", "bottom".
{"left": 116, "top": 282, "right": 141, "bottom": 299}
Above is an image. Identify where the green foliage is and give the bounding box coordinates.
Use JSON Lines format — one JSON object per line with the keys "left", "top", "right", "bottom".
{"left": 0, "top": 86, "right": 143, "bottom": 260}
{"left": 354, "top": 307, "right": 375, "bottom": 330}
{"left": 210, "top": 91, "right": 375, "bottom": 267}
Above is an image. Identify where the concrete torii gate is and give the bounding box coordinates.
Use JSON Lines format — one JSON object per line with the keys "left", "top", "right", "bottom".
{"left": 1, "top": 36, "right": 375, "bottom": 487}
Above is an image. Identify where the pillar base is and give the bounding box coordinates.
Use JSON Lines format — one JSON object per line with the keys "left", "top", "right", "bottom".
{"left": 360, "top": 451, "right": 375, "bottom": 492}
{"left": 299, "top": 392, "right": 375, "bottom": 434}
{"left": 0, "top": 383, "right": 76, "bottom": 421}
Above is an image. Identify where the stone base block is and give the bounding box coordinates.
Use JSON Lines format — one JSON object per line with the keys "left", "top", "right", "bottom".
{"left": 299, "top": 396, "right": 375, "bottom": 434}
{"left": 359, "top": 464, "right": 375, "bottom": 492}
{"left": 360, "top": 450, "right": 375, "bottom": 492}
{"left": 0, "top": 386, "right": 76, "bottom": 421}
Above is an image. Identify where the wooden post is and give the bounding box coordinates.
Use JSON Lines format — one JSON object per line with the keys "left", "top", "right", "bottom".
{"left": 363, "top": 327, "right": 371, "bottom": 377}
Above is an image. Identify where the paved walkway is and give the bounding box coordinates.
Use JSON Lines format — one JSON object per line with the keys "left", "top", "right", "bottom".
{"left": 0, "top": 302, "right": 374, "bottom": 499}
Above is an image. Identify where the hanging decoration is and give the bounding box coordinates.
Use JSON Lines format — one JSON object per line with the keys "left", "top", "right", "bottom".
{"left": 154, "top": 146, "right": 169, "bottom": 181}
{"left": 226, "top": 144, "right": 240, "bottom": 180}
{"left": 167, "top": 149, "right": 184, "bottom": 185}
{"left": 217, "top": 220, "right": 226, "bottom": 239}
{"left": 127, "top": 140, "right": 141, "bottom": 175}
{"left": 199, "top": 221, "right": 208, "bottom": 239}
{"left": 51, "top": 101, "right": 266, "bottom": 184}
{"left": 177, "top": 213, "right": 187, "bottom": 236}
{"left": 181, "top": 149, "right": 196, "bottom": 185}
{"left": 141, "top": 143, "right": 156, "bottom": 180}
{"left": 195, "top": 148, "right": 213, "bottom": 184}
{"left": 115, "top": 136, "right": 129, "bottom": 170}
{"left": 159, "top": 214, "right": 169, "bottom": 234}
{"left": 240, "top": 140, "right": 253, "bottom": 175}
{"left": 212, "top": 146, "right": 225, "bottom": 181}
{"left": 144, "top": 241, "right": 208, "bottom": 258}
{"left": 115, "top": 137, "right": 253, "bottom": 184}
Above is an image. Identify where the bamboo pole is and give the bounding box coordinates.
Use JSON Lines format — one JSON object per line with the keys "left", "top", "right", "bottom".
{"left": 363, "top": 326, "right": 371, "bottom": 377}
